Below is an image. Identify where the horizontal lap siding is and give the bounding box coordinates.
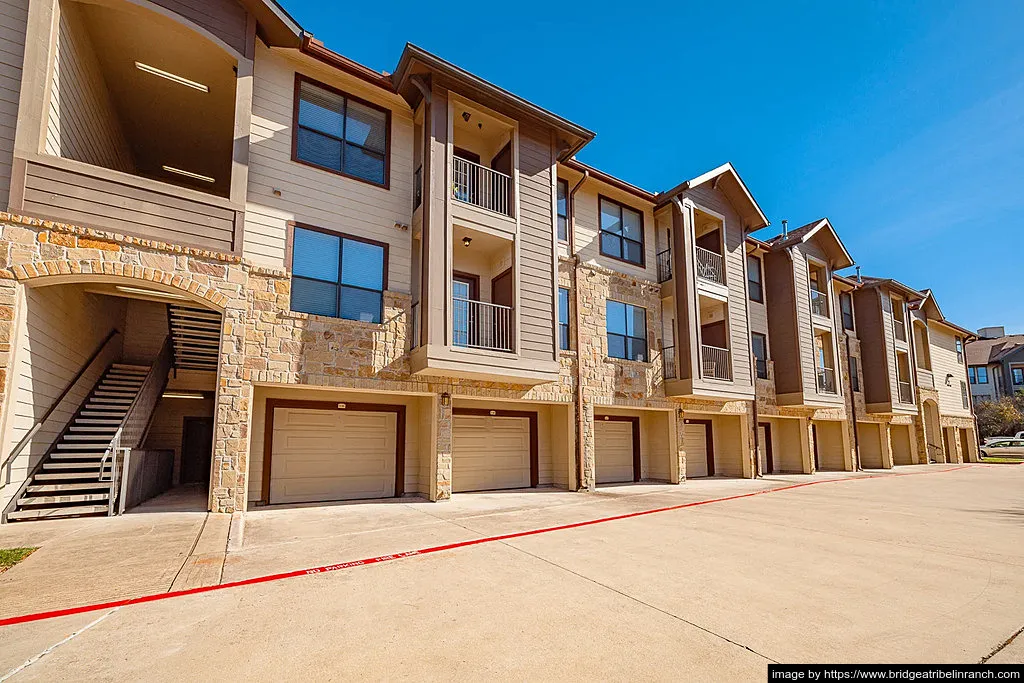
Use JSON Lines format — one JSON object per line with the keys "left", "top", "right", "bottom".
{"left": 45, "top": 2, "right": 133, "bottom": 172}
{"left": 244, "top": 47, "right": 414, "bottom": 293}
{"left": 150, "top": 0, "right": 247, "bottom": 55}
{"left": 929, "top": 323, "right": 971, "bottom": 417}
{"left": 569, "top": 180, "right": 656, "bottom": 281}
{"left": 0, "top": 0, "right": 27, "bottom": 209}
{"left": 23, "top": 160, "right": 237, "bottom": 251}
{"left": 517, "top": 124, "right": 554, "bottom": 360}
{"left": 1, "top": 285, "right": 126, "bottom": 511}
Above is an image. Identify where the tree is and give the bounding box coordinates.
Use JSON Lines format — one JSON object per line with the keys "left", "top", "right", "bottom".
{"left": 975, "top": 395, "right": 1024, "bottom": 438}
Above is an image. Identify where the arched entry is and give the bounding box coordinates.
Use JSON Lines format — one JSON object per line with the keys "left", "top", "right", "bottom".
{"left": 1, "top": 270, "right": 226, "bottom": 521}
{"left": 922, "top": 399, "right": 942, "bottom": 463}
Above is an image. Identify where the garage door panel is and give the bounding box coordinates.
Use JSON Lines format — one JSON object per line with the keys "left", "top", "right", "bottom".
{"left": 271, "top": 408, "right": 397, "bottom": 504}
{"left": 453, "top": 415, "right": 532, "bottom": 492}
{"left": 685, "top": 423, "right": 709, "bottom": 478}
{"left": 595, "top": 421, "right": 634, "bottom": 484}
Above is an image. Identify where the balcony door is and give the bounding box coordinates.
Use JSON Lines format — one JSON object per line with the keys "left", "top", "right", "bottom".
{"left": 453, "top": 273, "right": 479, "bottom": 348}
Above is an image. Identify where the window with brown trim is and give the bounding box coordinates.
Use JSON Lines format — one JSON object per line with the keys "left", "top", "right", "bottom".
{"left": 599, "top": 195, "right": 644, "bottom": 266}
{"left": 289, "top": 225, "right": 388, "bottom": 323}
{"left": 840, "top": 292, "right": 855, "bottom": 331}
{"left": 747, "top": 255, "right": 763, "bottom": 303}
{"left": 293, "top": 75, "right": 390, "bottom": 187}
{"left": 557, "top": 179, "right": 569, "bottom": 242}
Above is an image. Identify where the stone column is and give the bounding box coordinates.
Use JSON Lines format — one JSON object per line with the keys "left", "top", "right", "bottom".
{"left": 880, "top": 423, "right": 895, "bottom": 469}
{"left": 951, "top": 429, "right": 963, "bottom": 464}
{"left": 801, "top": 418, "right": 815, "bottom": 474}
{"left": 580, "top": 399, "right": 596, "bottom": 490}
{"left": 431, "top": 393, "right": 452, "bottom": 501}
{"left": 211, "top": 300, "right": 251, "bottom": 514}
{"left": 673, "top": 410, "right": 686, "bottom": 484}
{"left": 840, "top": 419, "right": 854, "bottom": 471}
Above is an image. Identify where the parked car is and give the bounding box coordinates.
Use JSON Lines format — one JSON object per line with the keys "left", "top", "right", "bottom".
{"left": 979, "top": 439, "right": 1024, "bottom": 459}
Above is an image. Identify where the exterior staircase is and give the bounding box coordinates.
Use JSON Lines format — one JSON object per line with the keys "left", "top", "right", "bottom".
{"left": 7, "top": 364, "right": 150, "bottom": 522}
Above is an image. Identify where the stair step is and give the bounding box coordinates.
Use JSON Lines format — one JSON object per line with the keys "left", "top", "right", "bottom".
{"left": 111, "top": 363, "right": 150, "bottom": 371}
{"left": 69, "top": 426, "right": 119, "bottom": 433}
{"left": 64, "top": 434, "right": 116, "bottom": 441}
{"left": 88, "top": 397, "right": 134, "bottom": 404}
{"left": 51, "top": 452, "right": 107, "bottom": 461}
{"left": 57, "top": 443, "right": 116, "bottom": 450}
{"left": 27, "top": 482, "right": 109, "bottom": 493}
{"left": 80, "top": 409, "right": 126, "bottom": 416}
{"left": 43, "top": 461, "right": 110, "bottom": 471}
{"left": 8, "top": 505, "right": 108, "bottom": 521}
{"left": 19, "top": 492, "right": 109, "bottom": 506}
{"left": 94, "top": 390, "right": 139, "bottom": 398}
{"left": 77, "top": 417, "right": 124, "bottom": 423}
{"left": 33, "top": 472, "right": 106, "bottom": 482}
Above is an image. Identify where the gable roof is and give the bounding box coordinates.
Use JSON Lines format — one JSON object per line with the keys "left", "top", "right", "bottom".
{"left": 560, "top": 159, "right": 657, "bottom": 203}
{"left": 966, "top": 334, "right": 1024, "bottom": 366}
{"left": 239, "top": 0, "right": 303, "bottom": 47}
{"left": 656, "top": 163, "right": 770, "bottom": 232}
{"left": 764, "top": 218, "right": 854, "bottom": 269}
{"left": 858, "top": 276, "right": 926, "bottom": 301}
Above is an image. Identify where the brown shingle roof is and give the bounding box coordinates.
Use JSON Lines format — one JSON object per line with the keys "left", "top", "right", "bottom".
{"left": 966, "top": 335, "right": 1024, "bottom": 365}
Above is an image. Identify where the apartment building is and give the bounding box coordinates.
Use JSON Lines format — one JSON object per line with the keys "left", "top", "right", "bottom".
{"left": 966, "top": 327, "right": 1024, "bottom": 403}
{"left": 0, "top": 0, "right": 978, "bottom": 522}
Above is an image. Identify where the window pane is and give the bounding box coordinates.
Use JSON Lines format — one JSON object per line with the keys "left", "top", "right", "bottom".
{"left": 599, "top": 199, "right": 621, "bottom": 235}
{"left": 292, "top": 228, "right": 340, "bottom": 281}
{"left": 557, "top": 216, "right": 567, "bottom": 241}
{"left": 747, "top": 255, "right": 761, "bottom": 284}
{"left": 621, "top": 207, "right": 642, "bottom": 241}
{"left": 340, "top": 286, "right": 382, "bottom": 323}
{"left": 607, "top": 333, "right": 626, "bottom": 360}
{"left": 344, "top": 99, "right": 387, "bottom": 152}
{"left": 343, "top": 144, "right": 385, "bottom": 184}
{"left": 298, "top": 83, "right": 345, "bottom": 137}
{"left": 291, "top": 277, "right": 337, "bottom": 317}
{"left": 752, "top": 334, "right": 766, "bottom": 361}
{"left": 626, "top": 304, "right": 646, "bottom": 337}
{"left": 606, "top": 300, "right": 626, "bottom": 335}
{"left": 341, "top": 239, "right": 384, "bottom": 290}
{"left": 601, "top": 232, "right": 622, "bottom": 259}
{"left": 558, "top": 288, "right": 569, "bottom": 325}
{"left": 557, "top": 181, "right": 567, "bottom": 218}
{"left": 296, "top": 129, "right": 342, "bottom": 171}
{"left": 559, "top": 324, "right": 569, "bottom": 351}
{"left": 627, "top": 337, "right": 647, "bottom": 362}
{"left": 623, "top": 239, "right": 643, "bottom": 265}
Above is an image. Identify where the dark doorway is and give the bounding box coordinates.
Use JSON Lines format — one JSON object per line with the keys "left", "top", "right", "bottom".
{"left": 490, "top": 142, "right": 513, "bottom": 209}
{"left": 811, "top": 423, "right": 820, "bottom": 471}
{"left": 181, "top": 417, "right": 214, "bottom": 485}
{"left": 759, "top": 422, "right": 774, "bottom": 474}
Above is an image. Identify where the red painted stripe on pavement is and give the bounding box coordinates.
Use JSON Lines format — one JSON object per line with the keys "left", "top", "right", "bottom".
{"left": 0, "top": 464, "right": 974, "bottom": 628}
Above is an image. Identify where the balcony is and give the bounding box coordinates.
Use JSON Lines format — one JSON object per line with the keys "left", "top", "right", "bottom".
{"left": 695, "top": 246, "right": 725, "bottom": 285}
{"left": 897, "top": 380, "right": 914, "bottom": 404}
{"left": 810, "top": 289, "right": 829, "bottom": 318}
{"left": 816, "top": 367, "right": 837, "bottom": 394}
{"left": 894, "top": 322, "right": 907, "bottom": 343}
{"left": 657, "top": 248, "right": 672, "bottom": 283}
{"left": 663, "top": 345, "right": 676, "bottom": 379}
{"left": 701, "top": 344, "right": 732, "bottom": 381}
{"left": 453, "top": 297, "right": 513, "bottom": 353}
{"left": 452, "top": 157, "right": 512, "bottom": 217}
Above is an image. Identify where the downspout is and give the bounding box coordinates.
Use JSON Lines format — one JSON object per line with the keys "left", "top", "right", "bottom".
{"left": 569, "top": 169, "right": 589, "bottom": 491}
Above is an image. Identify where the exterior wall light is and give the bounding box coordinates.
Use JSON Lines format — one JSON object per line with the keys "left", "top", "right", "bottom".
{"left": 440, "top": 392, "right": 451, "bottom": 407}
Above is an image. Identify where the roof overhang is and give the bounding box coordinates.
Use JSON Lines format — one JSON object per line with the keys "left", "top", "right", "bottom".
{"left": 240, "top": 0, "right": 303, "bottom": 48}
{"left": 392, "top": 44, "right": 594, "bottom": 160}
{"left": 299, "top": 36, "right": 396, "bottom": 92}
{"left": 769, "top": 218, "right": 854, "bottom": 269}
{"left": 560, "top": 159, "right": 656, "bottom": 203}
{"left": 656, "top": 163, "right": 770, "bottom": 232}
{"left": 859, "top": 276, "right": 925, "bottom": 302}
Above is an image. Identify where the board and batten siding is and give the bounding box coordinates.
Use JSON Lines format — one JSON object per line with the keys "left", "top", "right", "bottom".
{"left": 516, "top": 122, "right": 555, "bottom": 361}
{"left": 0, "top": 0, "right": 28, "bottom": 210}
{"left": 928, "top": 323, "right": 971, "bottom": 417}
{"left": 0, "top": 284, "right": 126, "bottom": 511}
{"left": 683, "top": 183, "right": 753, "bottom": 391}
{"left": 244, "top": 46, "right": 415, "bottom": 294}
{"left": 44, "top": 0, "right": 133, "bottom": 173}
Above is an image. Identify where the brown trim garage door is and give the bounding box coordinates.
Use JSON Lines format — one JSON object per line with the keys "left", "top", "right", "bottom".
{"left": 452, "top": 408, "right": 538, "bottom": 493}
{"left": 595, "top": 415, "right": 640, "bottom": 484}
{"left": 261, "top": 399, "right": 405, "bottom": 505}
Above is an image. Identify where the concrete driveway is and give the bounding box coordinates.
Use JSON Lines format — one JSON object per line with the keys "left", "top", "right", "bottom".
{"left": 0, "top": 464, "right": 1021, "bottom": 680}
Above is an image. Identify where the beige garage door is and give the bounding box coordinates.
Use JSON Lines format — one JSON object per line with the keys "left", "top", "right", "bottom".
{"left": 891, "top": 424, "right": 914, "bottom": 465}
{"left": 271, "top": 408, "right": 397, "bottom": 504}
{"left": 595, "top": 420, "right": 635, "bottom": 484}
{"left": 685, "top": 423, "right": 710, "bottom": 478}
{"left": 453, "top": 415, "right": 531, "bottom": 492}
{"left": 857, "top": 422, "right": 883, "bottom": 469}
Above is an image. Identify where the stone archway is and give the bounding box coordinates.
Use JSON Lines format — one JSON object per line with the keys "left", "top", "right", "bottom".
{"left": 922, "top": 399, "right": 942, "bottom": 463}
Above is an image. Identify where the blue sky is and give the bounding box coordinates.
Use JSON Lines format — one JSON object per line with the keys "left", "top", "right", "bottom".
{"left": 283, "top": 0, "right": 1024, "bottom": 334}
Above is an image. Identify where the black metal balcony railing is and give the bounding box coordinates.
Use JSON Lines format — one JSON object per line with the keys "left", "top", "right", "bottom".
{"left": 694, "top": 246, "right": 725, "bottom": 285}
{"left": 663, "top": 345, "right": 676, "bottom": 379}
{"left": 452, "top": 157, "right": 512, "bottom": 216}
{"left": 817, "top": 366, "right": 837, "bottom": 394}
{"left": 701, "top": 344, "right": 731, "bottom": 381}
{"left": 452, "top": 297, "right": 513, "bottom": 353}
{"left": 656, "top": 248, "right": 672, "bottom": 283}
{"left": 810, "top": 289, "right": 829, "bottom": 317}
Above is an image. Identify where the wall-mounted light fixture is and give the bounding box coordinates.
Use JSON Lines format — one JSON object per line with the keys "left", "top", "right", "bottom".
{"left": 440, "top": 392, "right": 451, "bottom": 407}
{"left": 462, "top": 111, "right": 471, "bottom": 122}
{"left": 945, "top": 374, "right": 954, "bottom": 386}
{"left": 462, "top": 236, "right": 472, "bottom": 247}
